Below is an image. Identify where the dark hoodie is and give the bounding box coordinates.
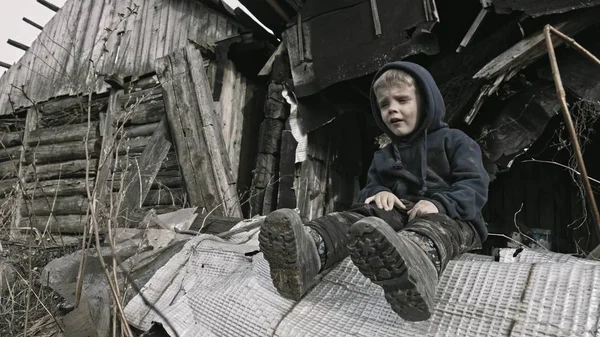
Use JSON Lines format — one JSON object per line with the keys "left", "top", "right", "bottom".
{"left": 357, "top": 61, "right": 490, "bottom": 240}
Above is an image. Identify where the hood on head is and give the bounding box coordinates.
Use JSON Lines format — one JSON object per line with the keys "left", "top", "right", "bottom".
{"left": 370, "top": 61, "right": 447, "bottom": 144}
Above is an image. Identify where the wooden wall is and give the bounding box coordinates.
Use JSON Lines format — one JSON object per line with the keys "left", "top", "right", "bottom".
{"left": 0, "top": 52, "right": 263, "bottom": 232}
{"left": 15, "top": 77, "right": 186, "bottom": 234}
{"left": 0, "top": 0, "right": 241, "bottom": 116}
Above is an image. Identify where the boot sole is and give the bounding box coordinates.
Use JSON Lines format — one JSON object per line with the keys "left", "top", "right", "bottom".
{"left": 259, "top": 210, "right": 315, "bottom": 301}
{"left": 347, "top": 218, "right": 436, "bottom": 321}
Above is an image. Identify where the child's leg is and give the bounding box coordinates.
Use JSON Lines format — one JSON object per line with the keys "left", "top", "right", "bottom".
{"left": 347, "top": 213, "right": 480, "bottom": 321}
{"left": 259, "top": 204, "right": 406, "bottom": 301}
{"left": 306, "top": 203, "right": 408, "bottom": 270}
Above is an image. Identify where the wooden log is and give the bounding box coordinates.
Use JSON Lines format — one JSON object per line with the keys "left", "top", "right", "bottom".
{"left": 250, "top": 188, "right": 266, "bottom": 216}
{"left": 110, "top": 170, "right": 182, "bottom": 191}
{"left": 121, "top": 122, "right": 159, "bottom": 139}
{"left": 23, "top": 178, "right": 93, "bottom": 198}
{"left": 258, "top": 118, "right": 284, "bottom": 154}
{"left": 0, "top": 178, "right": 18, "bottom": 196}
{"left": 23, "top": 159, "right": 98, "bottom": 182}
{"left": 20, "top": 215, "right": 88, "bottom": 234}
{"left": 252, "top": 153, "right": 277, "bottom": 189}
{"left": 114, "top": 89, "right": 165, "bottom": 125}
{"left": 27, "top": 122, "right": 100, "bottom": 147}
{"left": 156, "top": 44, "right": 242, "bottom": 217}
{"left": 277, "top": 129, "right": 297, "bottom": 209}
{"left": 24, "top": 139, "right": 101, "bottom": 165}
{"left": 0, "top": 146, "right": 23, "bottom": 163}
{"left": 249, "top": 153, "right": 278, "bottom": 216}
{"left": 0, "top": 160, "right": 20, "bottom": 179}
{"left": 264, "top": 98, "right": 287, "bottom": 120}
{"left": 118, "top": 136, "right": 151, "bottom": 155}
{"left": 38, "top": 94, "right": 109, "bottom": 128}
{"left": 20, "top": 195, "right": 88, "bottom": 216}
{"left": 117, "top": 118, "right": 172, "bottom": 223}
{"left": 0, "top": 131, "right": 23, "bottom": 147}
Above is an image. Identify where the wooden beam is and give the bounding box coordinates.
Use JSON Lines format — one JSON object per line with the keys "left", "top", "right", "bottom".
{"left": 117, "top": 117, "right": 172, "bottom": 224}
{"left": 156, "top": 44, "right": 242, "bottom": 217}
{"left": 37, "top": 0, "right": 60, "bottom": 12}
{"left": 22, "top": 17, "right": 43, "bottom": 31}
{"left": 0, "top": 61, "right": 10, "bottom": 69}
{"left": 7, "top": 39, "right": 29, "bottom": 52}
{"left": 369, "top": 0, "right": 382, "bottom": 37}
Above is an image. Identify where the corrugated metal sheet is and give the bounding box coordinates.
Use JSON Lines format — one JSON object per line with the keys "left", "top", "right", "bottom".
{"left": 0, "top": 0, "right": 241, "bottom": 115}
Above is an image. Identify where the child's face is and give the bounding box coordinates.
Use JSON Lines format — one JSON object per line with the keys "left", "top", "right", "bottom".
{"left": 375, "top": 84, "right": 421, "bottom": 137}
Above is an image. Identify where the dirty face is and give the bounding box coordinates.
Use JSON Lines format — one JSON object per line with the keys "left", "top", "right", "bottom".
{"left": 376, "top": 84, "right": 422, "bottom": 137}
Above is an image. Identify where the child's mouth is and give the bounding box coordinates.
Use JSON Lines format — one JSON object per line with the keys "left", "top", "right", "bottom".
{"left": 390, "top": 118, "right": 404, "bottom": 125}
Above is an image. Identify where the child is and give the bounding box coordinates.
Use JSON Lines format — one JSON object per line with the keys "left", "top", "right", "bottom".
{"left": 259, "top": 61, "right": 489, "bottom": 321}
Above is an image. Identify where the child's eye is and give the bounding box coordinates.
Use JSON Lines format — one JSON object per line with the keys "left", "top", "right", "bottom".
{"left": 380, "top": 102, "right": 388, "bottom": 108}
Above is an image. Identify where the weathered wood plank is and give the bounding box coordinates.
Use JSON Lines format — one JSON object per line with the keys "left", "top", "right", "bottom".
{"left": 474, "top": 12, "right": 600, "bottom": 80}
{"left": 156, "top": 44, "right": 242, "bottom": 217}
{"left": 117, "top": 118, "right": 172, "bottom": 223}
{"left": 192, "top": 213, "right": 244, "bottom": 234}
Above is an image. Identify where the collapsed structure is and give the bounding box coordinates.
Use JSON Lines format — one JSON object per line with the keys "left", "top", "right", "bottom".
{"left": 1, "top": 0, "right": 600, "bottom": 335}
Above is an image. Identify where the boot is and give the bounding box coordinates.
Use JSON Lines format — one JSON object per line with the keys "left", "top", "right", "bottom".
{"left": 259, "top": 209, "right": 321, "bottom": 300}
{"left": 347, "top": 216, "right": 439, "bottom": 321}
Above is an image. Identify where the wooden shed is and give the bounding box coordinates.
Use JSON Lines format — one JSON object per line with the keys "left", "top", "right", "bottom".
{"left": 0, "top": 0, "right": 272, "bottom": 233}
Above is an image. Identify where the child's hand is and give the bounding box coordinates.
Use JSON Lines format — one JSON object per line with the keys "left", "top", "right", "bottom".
{"left": 365, "top": 191, "right": 406, "bottom": 211}
{"left": 407, "top": 200, "right": 439, "bottom": 221}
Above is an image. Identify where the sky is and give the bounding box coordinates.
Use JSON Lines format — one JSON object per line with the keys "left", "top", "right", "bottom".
{"left": 0, "top": 0, "right": 246, "bottom": 75}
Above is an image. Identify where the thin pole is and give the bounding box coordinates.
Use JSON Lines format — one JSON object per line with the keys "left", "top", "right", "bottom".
{"left": 544, "top": 25, "right": 600, "bottom": 253}
{"left": 37, "top": 0, "right": 60, "bottom": 12}
{"left": 7, "top": 39, "right": 29, "bottom": 52}
{"left": 23, "top": 18, "right": 43, "bottom": 31}
{"left": 548, "top": 26, "right": 600, "bottom": 66}
{"left": 0, "top": 61, "right": 10, "bottom": 69}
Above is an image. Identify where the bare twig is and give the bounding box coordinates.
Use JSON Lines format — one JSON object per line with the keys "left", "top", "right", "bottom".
{"left": 523, "top": 159, "right": 600, "bottom": 185}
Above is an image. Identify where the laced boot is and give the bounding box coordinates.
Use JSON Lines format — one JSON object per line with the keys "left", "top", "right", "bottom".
{"left": 259, "top": 209, "right": 322, "bottom": 300}
{"left": 347, "top": 216, "right": 440, "bottom": 321}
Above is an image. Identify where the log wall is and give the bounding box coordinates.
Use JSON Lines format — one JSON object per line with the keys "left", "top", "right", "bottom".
{"left": 18, "top": 76, "right": 187, "bottom": 234}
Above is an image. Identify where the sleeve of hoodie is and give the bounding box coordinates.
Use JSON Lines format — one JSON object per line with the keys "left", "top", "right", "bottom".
{"left": 357, "top": 156, "right": 393, "bottom": 203}
{"left": 428, "top": 132, "right": 489, "bottom": 221}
